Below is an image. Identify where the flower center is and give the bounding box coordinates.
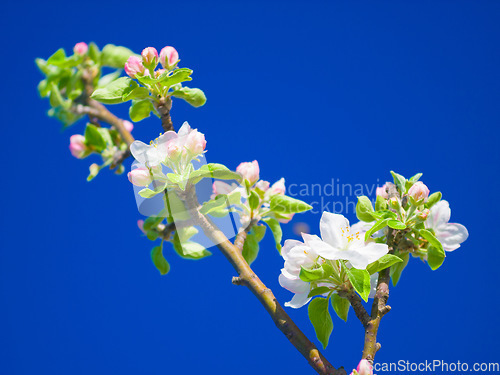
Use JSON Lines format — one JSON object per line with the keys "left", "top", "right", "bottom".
{"left": 341, "top": 226, "right": 360, "bottom": 243}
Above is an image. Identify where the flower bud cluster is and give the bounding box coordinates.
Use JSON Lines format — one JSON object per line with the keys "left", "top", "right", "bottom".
{"left": 125, "top": 46, "right": 179, "bottom": 79}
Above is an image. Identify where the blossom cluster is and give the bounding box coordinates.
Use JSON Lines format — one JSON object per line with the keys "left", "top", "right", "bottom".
{"left": 124, "top": 46, "right": 179, "bottom": 79}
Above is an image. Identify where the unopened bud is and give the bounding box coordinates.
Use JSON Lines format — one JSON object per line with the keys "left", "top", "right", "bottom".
{"left": 141, "top": 47, "right": 158, "bottom": 67}
{"left": 127, "top": 167, "right": 153, "bottom": 187}
{"left": 69, "top": 134, "right": 86, "bottom": 158}
{"left": 155, "top": 69, "right": 167, "bottom": 78}
{"left": 185, "top": 130, "right": 206, "bottom": 155}
{"left": 255, "top": 180, "right": 270, "bottom": 192}
{"left": 408, "top": 181, "right": 430, "bottom": 204}
{"left": 376, "top": 183, "right": 389, "bottom": 199}
{"left": 124, "top": 56, "right": 145, "bottom": 78}
{"left": 159, "top": 46, "right": 179, "bottom": 69}
{"left": 237, "top": 160, "right": 260, "bottom": 185}
{"left": 356, "top": 359, "right": 373, "bottom": 375}
{"left": 389, "top": 197, "right": 400, "bottom": 210}
{"left": 417, "top": 208, "right": 430, "bottom": 221}
{"left": 73, "top": 42, "right": 88, "bottom": 55}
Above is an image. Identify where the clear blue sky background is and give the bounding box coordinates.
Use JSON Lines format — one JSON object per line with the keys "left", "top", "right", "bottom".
{"left": 1, "top": 1, "right": 499, "bottom": 374}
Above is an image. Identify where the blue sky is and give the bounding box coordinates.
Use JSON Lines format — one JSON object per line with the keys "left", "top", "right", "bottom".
{"left": 1, "top": 1, "right": 499, "bottom": 374}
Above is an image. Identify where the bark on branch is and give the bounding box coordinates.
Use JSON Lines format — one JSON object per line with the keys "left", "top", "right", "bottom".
{"left": 183, "top": 188, "right": 345, "bottom": 375}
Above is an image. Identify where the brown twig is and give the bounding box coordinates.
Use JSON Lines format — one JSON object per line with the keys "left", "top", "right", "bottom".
{"left": 183, "top": 188, "right": 345, "bottom": 375}
{"left": 234, "top": 220, "right": 257, "bottom": 251}
{"left": 154, "top": 97, "right": 174, "bottom": 132}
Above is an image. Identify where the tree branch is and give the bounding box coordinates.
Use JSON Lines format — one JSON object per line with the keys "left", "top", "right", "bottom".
{"left": 233, "top": 220, "right": 256, "bottom": 251}
{"left": 154, "top": 97, "right": 174, "bottom": 132}
{"left": 183, "top": 188, "right": 345, "bottom": 375}
{"left": 340, "top": 289, "right": 371, "bottom": 328}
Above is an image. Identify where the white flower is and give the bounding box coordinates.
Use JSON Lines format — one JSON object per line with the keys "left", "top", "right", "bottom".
{"left": 130, "top": 122, "right": 197, "bottom": 167}
{"left": 425, "top": 200, "right": 468, "bottom": 251}
{"left": 278, "top": 239, "right": 319, "bottom": 308}
{"left": 302, "top": 212, "right": 389, "bottom": 269}
{"left": 350, "top": 220, "right": 385, "bottom": 239}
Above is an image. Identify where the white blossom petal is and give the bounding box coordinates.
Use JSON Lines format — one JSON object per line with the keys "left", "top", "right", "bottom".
{"left": 343, "top": 242, "right": 389, "bottom": 269}
{"left": 428, "top": 200, "right": 451, "bottom": 230}
{"left": 177, "top": 121, "right": 192, "bottom": 137}
{"left": 284, "top": 292, "right": 311, "bottom": 309}
{"left": 301, "top": 233, "right": 344, "bottom": 260}
{"left": 436, "top": 223, "right": 469, "bottom": 252}
{"left": 279, "top": 273, "right": 310, "bottom": 294}
{"left": 130, "top": 141, "right": 163, "bottom": 167}
{"left": 320, "top": 212, "right": 349, "bottom": 248}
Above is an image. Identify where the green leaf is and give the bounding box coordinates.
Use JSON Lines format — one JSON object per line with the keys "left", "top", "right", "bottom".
{"left": 91, "top": 77, "right": 137, "bottom": 104}
{"left": 84, "top": 124, "right": 107, "bottom": 152}
{"left": 366, "top": 254, "right": 403, "bottom": 275}
{"left": 427, "top": 245, "right": 446, "bottom": 270}
{"left": 87, "top": 163, "right": 100, "bottom": 181}
{"left": 253, "top": 224, "right": 267, "bottom": 242}
{"left": 200, "top": 191, "right": 241, "bottom": 216}
{"left": 189, "top": 163, "right": 241, "bottom": 185}
{"left": 242, "top": 232, "right": 259, "bottom": 265}
{"left": 345, "top": 267, "right": 371, "bottom": 302}
{"left": 129, "top": 99, "right": 154, "bottom": 122}
{"left": 46, "top": 48, "right": 67, "bottom": 66}
{"left": 387, "top": 220, "right": 406, "bottom": 230}
{"left": 87, "top": 42, "right": 100, "bottom": 63}
{"left": 151, "top": 244, "right": 170, "bottom": 275}
{"left": 308, "top": 286, "right": 331, "bottom": 298}
{"left": 171, "top": 86, "right": 207, "bottom": 107}
{"left": 138, "top": 182, "right": 167, "bottom": 199}
{"left": 172, "top": 232, "right": 212, "bottom": 260}
{"left": 143, "top": 216, "right": 164, "bottom": 231}
{"left": 390, "top": 171, "right": 406, "bottom": 193}
{"left": 356, "top": 196, "right": 375, "bottom": 222}
{"left": 97, "top": 70, "right": 122, "bottom": 88}
{"left": 375, "top": 195, "right": 388, "bottom": 211}
{"left": 122, "top": 86, "right": 150, "bottom": 102}
{"left": 426, "top": 192, "right": 442, "bottom": 209}
{"left": 248, "top": 190, "right": 260, "bottom": 211}
{"left": 262, "top": 217, "right": 282, "bottom": 251}
{"left": 101, "top": 44, "right": 136, "bottom": 68}
{"left": 331, "top": 294, "right": 350, "bottom": 322}
{"left": 308, "top": 298, "right": 333, "bottom": 349}
{"left": 410, "top": 173, "right": 423, "bottom": 182}
{"left": 390, "top": 252, "right": 410, "bottom": 286}
{"left": 420, "top": 229, "right": 446, "bottom": 270}
{"left": 300, "top": 263, "right": 334, "bottom": 282}
{"left": 270, "top": 195, "right": 312, "bottom": 214}
{"left": 364, "top": 218, "right": 389, "bottom": 241}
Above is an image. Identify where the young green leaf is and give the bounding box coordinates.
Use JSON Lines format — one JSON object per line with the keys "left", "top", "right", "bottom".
{"left": 409, "top": 172, "right": 423, "bottom": 182}
{"left": 101, "top": 44, "right": 136, "bottom": 68}
{"left": 345, "top": 267, "right": 371, "bottom": 302}
{"left": 171, "top": 86, "right": 207, "bottom": 107}
{"left": 270, "top": 195, "right": 312, "bottom": 214}
{"left": 387, "top": 220, "right": 406, "bottom": 230}
{"left": 151, "top": 244, "right": 170, "bottom": 275}
{"left": 364, "top": 218, "right": 389, "bottom": 241}
{"left": 375, "top": 195, "right": 388, "bottom": 211}
{"left": 366, "top": 254, "right": 403, "bottom": 275}
{"left": 248, "top": 190, "right": 260, "bottom": 211}
{"left": 308, "top": 298, "right": 333, "bottom": 349}
{"left": 390, "top": 171, "right": 406, "bottom": 193}
{"left": 427, "top": 245, "right": 446, "bottom": 270}
{"left": 331, "top": 294, "right": 350, "bottom": 322}
{"left": 84, "top": 124, "right": 107, "bottom": 152}
{"left": 242, "top": 232, "right": 260, "bottom": 265}
{"left": 308, "top": 286, "right": 332, "bottom": 298}
{"left": 390, "top": 252, "right": 410, "bottom": 286}
{"left": 91, "top": 77, "right": 137, "bottom": 104}
{"left": 356, "top": 196, "right": 375, "bottom": 222}
{"left": 129, "top": 99, "right": 154, "bottom": 122}
{"left": 262, "top": 217, "right": 282, "bottom": 251}
{"left": 426, "top": 192, "right": 442, "bottom": 209}
{"left": 189, "top": 163, "right": 241, "bottom": 184}
{"left": 300, "top": 263, "right": 334, "bottom": 282}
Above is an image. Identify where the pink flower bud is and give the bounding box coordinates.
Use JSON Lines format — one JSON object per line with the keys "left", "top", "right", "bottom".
{"left": 127, "top": 167, "right": 153, "bottom": 187}
{"left": 376, "top": 183, "right": 389, "bottom": 199}
{"left": 141, "top": 47, "right": 158, "bottom": 67}
{"left": 73, "top": 42, "right": 88, "bottom": 55}
{"left": 159, "top": 46, "right": 179, "bottom": 69}
{"left": 137, "top": 220, "right": 146, "bottom": 234}
{"left": 124, "top": 56, "right": 145, "bottom": 78}
{"left": 255, "top": 180, "right": 270, "bottom": 191}
{"left": 356, "top": 359, "right": 373, "bottom": 375}
{"left": 237, "top": 160, "right": 260, "bottom": 184}
{"left": 417, "top": 208, "right": 430, "bottom": 220}
{"left": 123, "top": 120, "right": 134, "bottom": 133}
{"left": 69, "top": 134, "right": 86, "bottom": 159}
{"left": 408, "top": 181, "right": 430, "bottom": 203}
{"left": 270, "top": 178, "right": 286, "bottom": 195}
{"left": 185, "top": 130, "right": 206, "bottom": 155}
